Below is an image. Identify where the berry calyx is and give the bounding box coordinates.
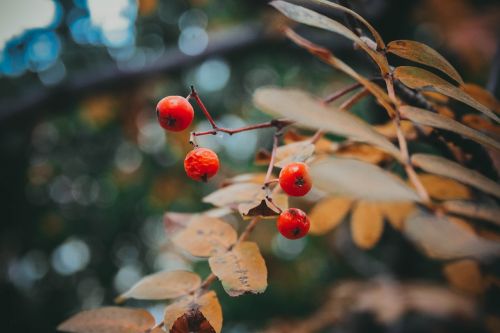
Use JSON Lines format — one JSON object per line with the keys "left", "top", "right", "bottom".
{"left": 156, "top": 96, "right": 194, "bottom": 132}
{"left": 277, "top": 208, "right": 310, "bottom": 239}
{"left": 184, "top": 148, "right": 220, "bottom": 182}
{"left": 278, "top": 162, "right": 312, "bottom": 197}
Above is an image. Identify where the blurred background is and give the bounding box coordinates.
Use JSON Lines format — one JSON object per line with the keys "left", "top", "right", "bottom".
{"left": 0, "top": 0, "right": 499, "bottom": 332}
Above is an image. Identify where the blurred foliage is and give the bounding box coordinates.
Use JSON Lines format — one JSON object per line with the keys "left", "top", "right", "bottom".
{"left": 0, "top": 0, "right": 499, "bottom": 332}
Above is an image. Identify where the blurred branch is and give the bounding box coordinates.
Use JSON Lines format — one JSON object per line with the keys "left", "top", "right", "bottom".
{"left": 0, "top": 22, "right": 270, "bottom": 122}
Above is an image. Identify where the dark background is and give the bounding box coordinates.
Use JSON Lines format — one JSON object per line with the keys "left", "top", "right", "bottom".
{"left": 0, "top": 0, "right": 499, "bottom": 332}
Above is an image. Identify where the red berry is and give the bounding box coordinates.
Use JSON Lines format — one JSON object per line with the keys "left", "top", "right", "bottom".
{"left": 279, "top": 162, "right": 312, "bottom": 197}
{"left": 184, "top": 148, "right": 220, "bottom": 182}
{"left": 156, "top": 96, "right": 194, "bottom": 131}
{"left": 277, "top": 208, "right": 310, "bottom": 239}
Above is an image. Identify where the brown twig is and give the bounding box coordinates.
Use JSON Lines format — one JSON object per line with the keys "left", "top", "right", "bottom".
{"left": 339, "top": 88, "right": 369, "bottom": 110}
{"left": 323, "top": 82, "right": 363, "bottom": 104}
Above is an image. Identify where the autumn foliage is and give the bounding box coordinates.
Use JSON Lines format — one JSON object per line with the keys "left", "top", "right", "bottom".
{"left": 58, "top": 1, "right": 500, "bottom": 332}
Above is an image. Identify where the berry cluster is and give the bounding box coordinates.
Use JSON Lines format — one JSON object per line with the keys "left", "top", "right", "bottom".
{"left": 156, "top": 89, "right": 312, "bottom": 239}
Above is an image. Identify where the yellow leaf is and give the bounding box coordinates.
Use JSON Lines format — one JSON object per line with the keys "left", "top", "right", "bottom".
{"left": 377, "top": 202, "right": 415, "bottom": 230}
{"left": 309, "top": 197, "right": 354, "bottom": 235}
{"left": 209, "top": 242, "right": 267, "bottom": 297}
{"left": 412, "top": 154, "right": 500, "bottom": 199}
{"left": 417, "top": 173, "right": 471, "bottom": 200}
{"left": 335, "top": 143, "right": 390, "bottom": 164}
{"left": 443, "top": 259, "right": 485, "bottom": 295}
{"left": 350, "top": 202, "right": 384, "bottom": 249}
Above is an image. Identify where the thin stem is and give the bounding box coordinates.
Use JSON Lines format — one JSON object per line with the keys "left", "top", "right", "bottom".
{"left": 323, "top": 82, "right": 363, "bottom": 104}
{"left": 264, "top": 134, "right": 279, "bottom": 184}
{"left": 188, "top": 85, "right": 217, "bottom": 128}
{"left": 193, "top": 121, "right": 283, "bottom": 137}
{"left": 339, "top": 88, "right": 369, "bottom": 110}
{"left": 310, "top": 129, "right": 324, "bottom": 144}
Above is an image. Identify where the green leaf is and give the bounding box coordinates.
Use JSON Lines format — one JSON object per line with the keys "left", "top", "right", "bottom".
{"left": 394, "top": 66, "right": 499, "bottom": 122}
{"left": 400, "top": 105, "right": 500, "bottom": 150}
{"left": 388, "top": 40, "right": 463, "bottom": 84}
{"left": 411, "top": 153, "right": 500, "bottom": 198}
{"left": 253, "top": 87, "right": 401, "bottom": 159}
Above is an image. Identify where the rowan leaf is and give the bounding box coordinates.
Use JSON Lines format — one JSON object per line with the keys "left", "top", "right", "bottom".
{"left": 203, "top": 183, "right": 263, "bottom": 208}
{"left": 309, "top": 197, "right": 354, "bottom": 235}
{"left": 350, "top": 201, "right": 384, "bottom": 249}
{"left": 400, "top": 105, "right": 500, "bottom": 150}
{"left": 270, "top": 0, "right": 389, "bottom": 74}
{"left": 164, "top": 291, "right": 222, "bottom": 333}
{"left": 387, "top": 40, "right": 463, "bottom": 83}
{"left": 209, "top": 241, "right": 267, "bottom": 297}
{"left": 417, "top": 173, "right": 471, "bottom": 200}
{"left": 274, "top": 141, "right": 316, "bottom": 168}
{"left": 116, "top": 270, "right": 201, "bottom": 302}
{"left": 309, "top": 157, "right": 421, "bottom": 202}
{"left": 404, "top": 210, "right": 500, "bottom": 260}
{"left": 411, "top": 153, "right": 500, "bottom": 198}
{"left": 237, "top": 186, "right": 288, "bottom": 219}
{"left": 58, "top": 307, "right": 155, "bottom": 333}
{"left": 394, "top": 66, "right": 499, "bottom": 122}
{"left": 377, "top": 202, "right": 416, "bottom": 230}
{"left": 443, "top": 259, "right": 485, "bottom": 295}
{"left": 335, "top": 143, "right": 390, "bottom": 164}
{"left": 173, "top": 216, "right": 237, "bottom": 257}
{"left": 443, "top": 200, "right": 500, "bottom": 226}
{"left": 461, "top": 83, "right": 500, "bottom": 114}
{"left": 253, "top": 87, "right": 401, "bottom": 159}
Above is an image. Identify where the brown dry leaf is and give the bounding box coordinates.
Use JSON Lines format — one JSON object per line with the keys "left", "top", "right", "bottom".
{"left": 394, "top": 66, "right": 499, "bottom": 122}
{"left": 309, "top": 197, "right": 354, "bottom": 235}
{"left": 404, "top": 209, "right": 500, "bottom": 260}
{"left": 442, "top": 200, "right": 500, "bottom": 226}
{"left": 209, "top": 242, "right": 267, "bottom": 297}
{"left": 462, "top": 114, "right": 500, "bottom": 139}
{"left": 270, "top": 1, "right": 389, "bottom": 74}
{"left": 421, "top": 91, "right": 450, "bottom": 104}
{"left": 335, "top": 143, "right": 390, "bottom": 164}
{"left": 173, "top": 216, "right": 237, "bottom": 257}
{"left": 203, "top": 183, "right": 262, "bottom": 209}
{"left": 411, "top": 153, "right": 500, "bottom": 198}
{"left": 164, "top": 291, "right": 222, "bottom": 333}
{"left": 462, "top": 83, "right": 500, "bottom": 114}
{"left": 400, "top": 105, "right": 500, "bottom": 150}
{"left": 274, "top": 141, "right": 316, "bottom": 168}
{"left": 387, "top": 40, "right": 463, "bottom": 83}
{"left": 443, "top": 259, "right": 485, "bottom": 295}
{"left": 238, "top": 186, "right": 288, "bottom": 219}
{"left": 435, "top": 106, "right": 455, "bottom": 118}
{"left": 58, "top": 307, "right": 155, "bottom": 333}
{"left": 116, "top": 270, "right": 201, "bottom": 303}
{"left": 310, "top": 157, "right": 421, "bottom": 202}
{"left": 374, "top": 120, "right": 417, "bottom": 140}
{"left": 417, "top": 173, "right": 471, "bottom": 200}
{"left": 377, "top": 202, "right": 416, "bottom": 230}
{"left": 253, "top": 87, "right": 400, "bottom": 159}
{"left": 350, "top": 202, "right": 385, "bottom": 249}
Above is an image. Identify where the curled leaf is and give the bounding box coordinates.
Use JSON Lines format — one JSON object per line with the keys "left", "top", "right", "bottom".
{"left": 209, "top": 242, "right": 267, "bottom": 297}
{"left": 116, "top": 270, "right": 201, "bottom": 303}
{"left": 173, "top": 216, "right": 237, "bottom": 257}
{"left": 58, "top": 307, "right": 155, "bottom": 333}
{"left": 164, "top": 291, "right": 223, "bottom": 333}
